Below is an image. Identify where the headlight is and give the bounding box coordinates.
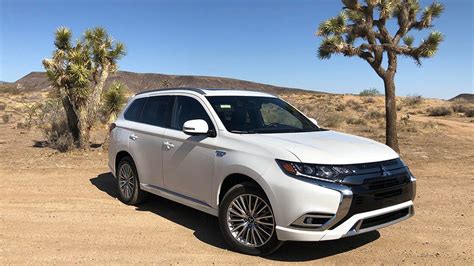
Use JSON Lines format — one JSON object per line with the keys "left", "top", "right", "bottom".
{"left": 276, "top": 159, "right": 356, "bottom": 182}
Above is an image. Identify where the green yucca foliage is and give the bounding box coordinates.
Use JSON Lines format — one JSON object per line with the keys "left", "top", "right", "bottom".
{"left": 102, "top": 81, "right": 128, "bottom": 121}
{"left": 42, "top": 27, "right": 126, "bottom": 149}
{"left": 317, "top": 0, "right": 444, "bottom": 65}
{"left": 316, "top": 0, "right": 444, "bottom": 152}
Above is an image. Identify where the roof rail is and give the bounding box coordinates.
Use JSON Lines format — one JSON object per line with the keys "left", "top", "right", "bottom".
{"left": 135, "top": 87, "right": 206, "bottom": 95}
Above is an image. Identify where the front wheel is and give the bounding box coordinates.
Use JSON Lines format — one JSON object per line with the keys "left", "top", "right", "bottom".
{"left": 218, "top": 184, "right": 283, "bottom": 255}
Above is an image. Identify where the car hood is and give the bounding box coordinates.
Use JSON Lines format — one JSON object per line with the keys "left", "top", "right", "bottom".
{"left": 240, "top": 130, "right": 399, "bottom": 165}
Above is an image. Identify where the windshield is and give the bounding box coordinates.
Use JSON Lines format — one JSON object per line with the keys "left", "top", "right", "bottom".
{"left": 206, "top": 96, "right": 321, "bottom": 134}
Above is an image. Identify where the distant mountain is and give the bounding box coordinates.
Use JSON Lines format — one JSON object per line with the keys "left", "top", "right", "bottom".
{"left": 449, "top": 93, "right": 474, "bottom": 103}
{"left": 12, "top": 71, "right": 320, "bottom": 95}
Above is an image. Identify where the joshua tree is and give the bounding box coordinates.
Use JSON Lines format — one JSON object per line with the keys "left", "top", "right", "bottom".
{"left": 161, "top": 79, "right": 173, "bottom": 88}
{"left": 43, "top": 27, "right": 125, "bottom": 149}
{"left": 316, "top": 0, "right": 444, "bottom": 152}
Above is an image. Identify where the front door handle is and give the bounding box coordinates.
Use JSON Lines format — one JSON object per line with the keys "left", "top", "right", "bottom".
{"left": 163, "top": 141, "right": 175, "bottom": 150}
{"left": 129, "top": 134, "right": 138, "bottom": 141}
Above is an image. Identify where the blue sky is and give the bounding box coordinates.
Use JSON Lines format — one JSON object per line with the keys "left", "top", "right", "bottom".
{"left": 1, "top": 0, "right": 472, "bottom": 99}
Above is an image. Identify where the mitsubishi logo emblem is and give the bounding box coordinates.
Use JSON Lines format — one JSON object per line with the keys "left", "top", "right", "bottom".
{"left": 381, "top": 165, "right": 391, "bottom": 177}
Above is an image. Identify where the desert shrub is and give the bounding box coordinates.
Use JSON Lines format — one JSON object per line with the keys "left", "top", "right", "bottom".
{"left": 400, "top": 114, "right": 411, "bottom": 126}
{"left": 335, "top": 103, "right": 346, "bottom": 112}
{"left": 35, "top": 98, "right": 74, "bottom": 152}
{"left": 0, "top": 102, "right": 6, "bottom": 111}
{"left": 346, "top": 99, "right": 364, "bottom": 112}
{"left": 400, "top": 125, "right": 418, "bottom": 133}
{"left": 43, "top": 119, "right": 74, "bottom": 152}
{"left": 314, "top": 111, "right": 345, "bottom": 128}
{"left": 404, "top": 94, "right": 423, "bottom": 106}
{"left": 359, "top": 88, "right": 380, "bottom": 97}
{"left": 2, "top": 113, "right": 10, "bottom": 123}
{"left": 22, "top": 103, "right": 42, "bottom": 129}
{"left": 427, "top": 106, "right": 452, "bottom": 116}
{"left": 0, "top": 84, "right": 21, "bottom": 94}
{"left": 362, "top": 97, "right": 376, "bottom": 104}
{"left": 465, "top": 109, "right": 474, "bottom": 117}
{"left": 451, "top": 103, "right": 469, "bottom": 113}
{"left": 346, "top": 117, "right": 367, "bottom": 126}
{"left": 365, "top": 110, "right": 385, "bottom": 120}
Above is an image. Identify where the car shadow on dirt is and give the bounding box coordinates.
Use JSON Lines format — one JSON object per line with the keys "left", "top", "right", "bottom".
{"left": 90, "top": 172, "right": 380, "bottom": 262}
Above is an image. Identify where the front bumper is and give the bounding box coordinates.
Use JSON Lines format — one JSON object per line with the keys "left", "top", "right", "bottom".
{"left": 276, "top": 200, "right": 414, "bottom": 241}
{"left": 266, "top": 158, "right": 415, "bottom": 242}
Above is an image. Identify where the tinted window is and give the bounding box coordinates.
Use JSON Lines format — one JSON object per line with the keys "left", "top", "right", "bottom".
{"left": 206, "top": 96, "right": 320, "bottom": 134}
{"left": 140, "top": 96, "right": 174, "bottom": 127}
{"left": 172, "top": 96, "right": 214, "bottom": 130}
{"left": 124, "top": 98, "right": 146, "bottom": 122}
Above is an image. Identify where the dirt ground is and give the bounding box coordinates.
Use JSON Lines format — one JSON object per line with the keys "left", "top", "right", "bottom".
{"left": 1, "top": 110, "right": 473, "bottom": 264}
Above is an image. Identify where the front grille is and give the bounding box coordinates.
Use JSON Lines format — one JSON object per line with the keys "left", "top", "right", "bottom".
{"left": 359, "top": 207, "right": 410, "bottom": 229}
{"left": 330, "top": 159, "right": 414, "bottom": 229}
{"left": 367, "top": 174, "right": 407, "bottom": 190}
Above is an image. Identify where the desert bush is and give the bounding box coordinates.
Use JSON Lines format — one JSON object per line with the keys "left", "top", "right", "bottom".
{"left": 35, "top": 98, "right": 74, "bottom": 152}
{"left": 346, "top": 99, "right": 364, "bottom": 112}
{"left": 2, "top": 113, "right": 10, "bottom": 123}
{"left": 365, "top": 110, "right": 385, "bottom": 120}
{"left": 359, "top": 88, "right": 380, "bottom": 97}
{"left": 400, "top": 114, "right": 411, "bottom": 126}
{"left": 403, "top": 94, "right": 423, "bottom": 106}
{"left": 23, "top": 103, "right": 42, "bottom": 129}
{"left": 314, "top": 111, "right": 345, "bottom": 128}
{"left": 346, "top": 117, "right": 367, "bottom": 126}
{"left": 0, "top": 102, "right": 6, "bottom": 111}
{"left": 43, "top": 119, "right": 75, "bottom": 152}
{"left": 335, "top": 103, "right": 346, "bottom": 112}
{"left": 427, "top": 106, "right": 452, "bottom": 116}
{"left": 465, "top": 109, "right": 474, "bottom": 117}
{"left": 362, "top": 97, "right": 376, "bottom": 104}
{"left": 451, "top": 103, "right": 469, "bottom": 113}
{"left": 0, "top": 84, "right": 21, "bottom": 94}
{"left": 399, "top": 125, "right": 418, "bottom": 133}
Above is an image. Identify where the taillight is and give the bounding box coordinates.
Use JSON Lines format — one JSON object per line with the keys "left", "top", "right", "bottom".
{"left": 109, "top": 123, "right": 116, "bottom": 133}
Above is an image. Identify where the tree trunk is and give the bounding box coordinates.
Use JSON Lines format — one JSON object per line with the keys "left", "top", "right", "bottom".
{"left": 383, "top": 74, "right": 400, "bottom": 153}
{"left": 87, "top": 64, "right": 110, "bottom": 128}
{"left": 60, "top": 93, "right": 80, "bottom": 142}
{"left": 76, "top": 105, "right": 90, "bottom": 150}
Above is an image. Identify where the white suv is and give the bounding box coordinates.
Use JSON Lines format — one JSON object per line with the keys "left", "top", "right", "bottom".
{"left": 108, "top": 88, "right": 415, "bottom": 255}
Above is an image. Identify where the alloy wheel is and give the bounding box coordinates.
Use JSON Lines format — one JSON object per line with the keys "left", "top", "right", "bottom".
{"left": 118, "top": 163, "right": 135, "bottom": 199}
{"left": 226, "top": 194, "right": 275, "bottom": 247}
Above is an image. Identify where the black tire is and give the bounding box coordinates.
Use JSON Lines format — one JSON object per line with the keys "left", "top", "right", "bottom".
{"left": 116, "top": 156, "right": 148, "bottom": 205}
{"left": 218, "top": 183, "right": 283, "bottom": 255}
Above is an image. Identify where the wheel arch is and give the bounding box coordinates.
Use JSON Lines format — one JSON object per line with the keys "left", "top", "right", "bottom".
{"left": 115, "top": 150, "right": 132, "bottom": 175}
{"left": 217, "top": 172, "right": 274, "bottom": 208}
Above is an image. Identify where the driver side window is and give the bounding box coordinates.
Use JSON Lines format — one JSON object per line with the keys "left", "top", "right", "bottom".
{"left": 260, "top": 103, "right": 302, "bottom": 128}
{"left": 172, "top": 96, "right": 214, "bottom": 131}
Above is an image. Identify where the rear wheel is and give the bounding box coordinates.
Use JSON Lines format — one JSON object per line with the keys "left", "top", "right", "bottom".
{"left": 218, "top": 184, "right": 283, "bottom": 255}
{"left": 116, "top": 156, "right": 148, "bottom": 205}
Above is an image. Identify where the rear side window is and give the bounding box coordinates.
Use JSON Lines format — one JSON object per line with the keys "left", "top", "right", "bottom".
{"left": 140, "top": 96, "right": 174, "bottom": 127}
{"left": 124, "top": 98, "right": 146, "bottom": 122}
{"left": 172, "top": 96, "right": 214, "bottom": 131}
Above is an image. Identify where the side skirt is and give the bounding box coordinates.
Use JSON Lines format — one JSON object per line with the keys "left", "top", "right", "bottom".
{"left": 141, "top": 183, "right": 218, "bottom": 216}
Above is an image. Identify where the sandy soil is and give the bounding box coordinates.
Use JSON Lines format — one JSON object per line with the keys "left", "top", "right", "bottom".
{"left": 0, "top": 114, "right": 473, "bottom": 264}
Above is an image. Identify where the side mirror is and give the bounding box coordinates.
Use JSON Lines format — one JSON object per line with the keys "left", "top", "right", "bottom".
{"left": 183, "top": 119, "right": 209, "bottom": 135}
{"left": 309, "top": 118, "right": 319, "bottom": 127}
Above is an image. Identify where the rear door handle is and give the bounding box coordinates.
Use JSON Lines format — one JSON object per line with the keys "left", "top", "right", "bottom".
{"left": 129, "top": 134, "right": 138, "bottom": 141}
